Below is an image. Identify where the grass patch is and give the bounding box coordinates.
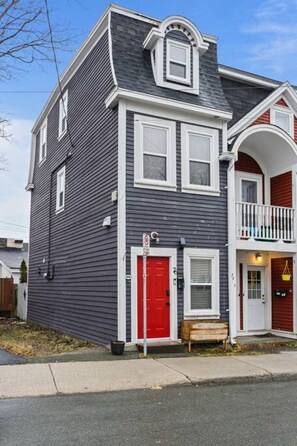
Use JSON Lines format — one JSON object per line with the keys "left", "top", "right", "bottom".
{"left": 190, "top": 340, "right": 297, "bottom": 356}
{"left": 0, "top": 319, "right": 98, "bottom": 357}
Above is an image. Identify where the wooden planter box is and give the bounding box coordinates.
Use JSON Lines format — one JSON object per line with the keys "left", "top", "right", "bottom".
{"left": 181, "top": 320, "right": 229, "bottom": 352}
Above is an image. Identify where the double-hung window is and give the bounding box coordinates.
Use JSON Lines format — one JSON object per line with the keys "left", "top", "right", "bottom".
{"left": 59, "top": 90, "right": 68, "bottom": 138}
{"left": 39, "top": 120, "right": 47, "bottom": 163}
{"left": 134, "top": 115, "right": 176, "bottom": 190}
{"left": 271, "top": 106, "right": 294, "bottom": 137}
{"left": 56, "top": 166, "right": 66, "bottom": 212}
{"left": 181, "top": 124, "right": 219, "bottom": 195}
{"left": 184, "top": 248, "right": 220, "bottom": 317}
{"left": 166, "top": 39, "right": 190, "bottom": 84}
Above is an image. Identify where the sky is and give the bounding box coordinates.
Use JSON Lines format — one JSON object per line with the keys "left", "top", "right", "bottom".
{"left": 0, "top": 0, "right": 297, "bottom": 241}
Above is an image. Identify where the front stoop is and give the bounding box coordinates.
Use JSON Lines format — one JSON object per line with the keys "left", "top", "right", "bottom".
{"left": 136, "top": 341, "right": 185, "bottom": 354}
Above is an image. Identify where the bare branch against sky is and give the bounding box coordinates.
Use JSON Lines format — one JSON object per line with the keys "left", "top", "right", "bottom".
{"left": 0, "top": 0, "right": 72, "bottom": 81}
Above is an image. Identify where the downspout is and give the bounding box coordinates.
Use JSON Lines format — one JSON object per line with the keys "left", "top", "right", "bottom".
{"left": 227, "top": 158, "right": 237, "bottom": 344}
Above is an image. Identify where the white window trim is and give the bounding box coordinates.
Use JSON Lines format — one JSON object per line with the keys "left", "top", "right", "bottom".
{"left": 235, "top": 172, "right": 263, "bottom": 205}
{"left": 184, "top": 248, "right": 220, "bottom": 318}
{"left": 38, "top": 119, "right": 47, "bottom": 164}
{"left": 56, "top": 166, "right": 66, "bottom": 213}
{"left": 58, "top": 90, "right": 68, "bottom": 139}
{"left": 134, "top": 114, "right": 176, "bottom": 191}
{"left": 151, "top": 38, "right": 199, "bottom": 95}
{"left": 181, "top": 123, "right": 219, "bottom": 195}
{"left": 271, "top": 105, "right": 294, "bottom": 137}
{"left": 166, "top": 39, "right": 191, "bottom": 85}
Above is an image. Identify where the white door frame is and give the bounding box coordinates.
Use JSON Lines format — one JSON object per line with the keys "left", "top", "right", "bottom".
{"left": 130, "top": 247, "right": 177, "bottom": 344}
{"left": 245, "top": 265, "right": 266, "bottom": 332}
{"left": 235, "top": 171, "right": 263, "bottom": 204}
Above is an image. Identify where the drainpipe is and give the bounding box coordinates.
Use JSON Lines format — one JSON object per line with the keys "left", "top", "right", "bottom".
{"left": 227, "top": 158, "right": 237, "bottom": 344}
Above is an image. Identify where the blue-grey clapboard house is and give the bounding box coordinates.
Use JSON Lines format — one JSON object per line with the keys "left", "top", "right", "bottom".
{"left": 27, "top": 5, "right": 297, "bottom": 346}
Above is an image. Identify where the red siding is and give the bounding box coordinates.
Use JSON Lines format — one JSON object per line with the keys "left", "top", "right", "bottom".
{"left": 271, "top": 258, "right": 293, "bottom": 332}
{"left": 253, "top": 110, "right": 270, "bottom": 125}
{"left": 235, "top": 152, "right": 263, "bottom": 174}
{"left": 270, "top": 171, "right": 292, "bottom": 207}
{"left": 276, "top": 98, "right": 288, "bottom": 107}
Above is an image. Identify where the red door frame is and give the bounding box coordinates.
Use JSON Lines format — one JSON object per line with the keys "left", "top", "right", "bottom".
{"left": 137, "top": 256, "right": 171, "bottom": 340}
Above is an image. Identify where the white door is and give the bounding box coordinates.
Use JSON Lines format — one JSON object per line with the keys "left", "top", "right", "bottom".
{"left": 247, "top": 267, "right": 265, "bottom": 331}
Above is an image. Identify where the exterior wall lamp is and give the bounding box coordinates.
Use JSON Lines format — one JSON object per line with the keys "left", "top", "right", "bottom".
{"left": 255, "top": 253, "right": 262, "bottom": 262}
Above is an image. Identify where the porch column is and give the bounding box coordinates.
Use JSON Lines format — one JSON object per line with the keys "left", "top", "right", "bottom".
{"left": 227, "top": 159, "right": 237, "bottom": 344}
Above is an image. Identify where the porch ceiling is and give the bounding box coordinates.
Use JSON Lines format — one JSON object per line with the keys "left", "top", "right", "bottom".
{"left": 241, "top": 131, "right": 297, "bottom": 176}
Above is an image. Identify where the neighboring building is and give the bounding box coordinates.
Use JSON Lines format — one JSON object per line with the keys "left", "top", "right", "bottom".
{"left": 0, "top": 238, "right": 29, "bottom": 284}
{"left": 26, "top": 5, "right": 297, "bottom": 347}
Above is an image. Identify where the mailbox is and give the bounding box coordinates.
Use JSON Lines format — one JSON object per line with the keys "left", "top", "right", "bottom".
{"left": 275, "top": 289, "right": 287, "bottom": 297}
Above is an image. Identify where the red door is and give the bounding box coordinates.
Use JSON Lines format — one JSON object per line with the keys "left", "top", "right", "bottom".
{"left": 137, "top": 257, "right": 170, "bottom": 339}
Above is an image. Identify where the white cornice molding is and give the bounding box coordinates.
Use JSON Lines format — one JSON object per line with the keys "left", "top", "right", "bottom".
{"left": 105, "top": 87, "right": 233, "bottom": 120}
{"left": 228, "top": 83, "right": 297, "bottom": 139}
{"left": 219, "top": 65, "right": 281, "bottom": 89}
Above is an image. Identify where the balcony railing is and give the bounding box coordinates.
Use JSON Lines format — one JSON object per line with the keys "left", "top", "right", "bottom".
{"left": 235, "top": 202, "right": 295, "bottom": 242}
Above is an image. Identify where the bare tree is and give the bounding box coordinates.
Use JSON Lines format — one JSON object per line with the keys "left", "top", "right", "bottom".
{"left": 0, "top": 0, "right": 72, "bottom": 168}
{"left": 0, "top": 0, "right": 70, "bottom": 80}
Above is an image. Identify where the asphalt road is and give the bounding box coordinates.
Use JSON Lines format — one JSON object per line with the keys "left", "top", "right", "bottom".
{"left": 1, "top": 381, "right": 297, "bottom": 445}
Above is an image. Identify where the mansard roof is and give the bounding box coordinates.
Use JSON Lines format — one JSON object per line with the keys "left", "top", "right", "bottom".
{"left": 110, "top": 11, "right": 232, "bottom": 114}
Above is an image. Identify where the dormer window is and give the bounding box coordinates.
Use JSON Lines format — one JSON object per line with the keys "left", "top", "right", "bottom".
{"left": 271, "top": 105, "right": 294, "bottom": 137}
{"left": 143, "top": 16, "right": 209, "bottom": 95}
{"left": 166, "top": 40, "right": 190, "bottom": 84}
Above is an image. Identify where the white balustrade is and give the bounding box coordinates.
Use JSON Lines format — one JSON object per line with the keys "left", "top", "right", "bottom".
{"left": 235, "top": 202, "right": 295, "bottom": 242}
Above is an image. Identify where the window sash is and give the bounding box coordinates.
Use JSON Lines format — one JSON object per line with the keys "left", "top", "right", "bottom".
{"left": 166, "top": 39, "right": 190, "bottom": 84}
{"left": 271, "top": 106, "right": 293, "bottom": 136}
{"left": 134, "top": 115, "right": 176, "bottom": 190}
{"left": 59, "top": 91, "right": 68, "bottom": 137}
{"left": 142, "top": 124, "right": 168, "bottom": 182}
{"left": 181, "top": 124, "right": 219, "bottom": 193}
{"left": 56, "top": 167, "right": 65, "bottom": 211}
{"left": 184, "top": 249, "right": 219, "bottom": 317}
{"left": 39, "top": 122, "right": 47, "bottom": 162}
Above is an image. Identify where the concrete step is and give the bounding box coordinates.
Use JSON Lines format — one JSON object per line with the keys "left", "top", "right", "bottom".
{"left": 136, "top": 341, "right": 185, "bottom": 354}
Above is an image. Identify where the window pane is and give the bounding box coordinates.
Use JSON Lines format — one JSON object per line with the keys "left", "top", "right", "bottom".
{"left": 143, "top": 126, "right": 167, "bottom": 154}
{"left": 191, "top": 285, "right": 212, "bottom": 310}
{"left": 190, "top": 161, "right": 210, "bottom": 186}
{"left": 170, "top": 44, "right": 187, "bottom": 63}
{"left": 144, "top": 154, "right": 166, "bottom": 181}
{"left": 191, "top": 258, "right": 212, "bottom": 283}
{"left": 275, "top": 111, "right": 290, "bottom": 133}
{"left": 170, "top": 62, "right": 186, "bottom": 79}
{"left": 59, "top": 191, "right": 64, "bottom": 208}
{"left": 242, "top": 180, "right": 257, "bottom": 203}
{"left": 189, "top": 134, "right": 210, "bottom": 161}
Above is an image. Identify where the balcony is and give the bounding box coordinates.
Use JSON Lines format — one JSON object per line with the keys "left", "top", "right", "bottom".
{"left": 235, "top": 202, "right": 295, "bottom": 242}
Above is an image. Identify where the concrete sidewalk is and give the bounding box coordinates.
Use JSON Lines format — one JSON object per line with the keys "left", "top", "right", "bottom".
{"left": 2, "top": 351, "right": 297, "bottom": 398}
